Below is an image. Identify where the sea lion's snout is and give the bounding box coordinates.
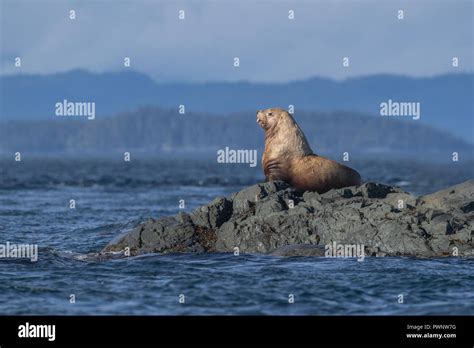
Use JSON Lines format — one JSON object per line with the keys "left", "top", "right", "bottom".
{"left": 256, "top": 110, "right": 265, "bottom": 128}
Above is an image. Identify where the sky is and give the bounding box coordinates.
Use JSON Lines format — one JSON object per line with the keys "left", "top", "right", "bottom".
{"left": 0, "top": 0, "right": 472, "bottom": 82}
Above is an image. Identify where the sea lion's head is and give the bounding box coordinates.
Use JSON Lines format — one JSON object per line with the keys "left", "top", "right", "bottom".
{"left": 257, "top": 107, "right": 313, "bottom": 157}
{"left": 256, "top": 108, "right": 289, "bottom": 130}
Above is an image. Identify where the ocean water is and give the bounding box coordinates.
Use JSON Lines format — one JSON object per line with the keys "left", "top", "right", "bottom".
{"left": 0, "top": 158, "right": 473, "bottom": 315}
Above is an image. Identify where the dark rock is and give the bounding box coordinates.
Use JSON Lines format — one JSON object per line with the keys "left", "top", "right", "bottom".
{"left": 360, "top": 182, "right": 399, "bottom": 198}
{"left": 103, "top": 213, "right": 198, "bottom": 255}
{"left": 461, "top": 201, "right": 474, "bottom": 213}
{"left": 102, "top": 180, "right": 474, "bottom": 258}
{"left": 190, "top": 197, "right": 233, "bottom": 229}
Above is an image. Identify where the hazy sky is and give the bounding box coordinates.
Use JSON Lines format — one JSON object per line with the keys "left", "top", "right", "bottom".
{"left": 0, "top": 0, "right": 472, "bottom": 82}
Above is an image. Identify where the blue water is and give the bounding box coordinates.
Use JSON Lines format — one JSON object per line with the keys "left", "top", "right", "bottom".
{"left": 0, "top": 158, "right": 473, "bottom": 315}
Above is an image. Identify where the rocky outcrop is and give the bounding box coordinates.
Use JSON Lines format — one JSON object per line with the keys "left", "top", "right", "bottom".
{"left": 102, "top": 180, "right": 474, "bottom": 258}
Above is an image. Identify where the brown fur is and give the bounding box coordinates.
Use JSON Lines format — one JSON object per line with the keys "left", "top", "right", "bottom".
{"left": 257, "top": 107, "right": 362, "bottom": 193}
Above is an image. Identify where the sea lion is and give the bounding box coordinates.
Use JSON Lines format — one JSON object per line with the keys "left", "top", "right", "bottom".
{"left": 257, "top": 107, "right": 362, "bottom": 193}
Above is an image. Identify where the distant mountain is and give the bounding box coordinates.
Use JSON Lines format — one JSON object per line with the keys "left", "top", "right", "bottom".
{"left": 0, "top": 107, "right": 472, "bottom": 160}
{"left": 0, "top": 70, "right": 472, "bottom": 142}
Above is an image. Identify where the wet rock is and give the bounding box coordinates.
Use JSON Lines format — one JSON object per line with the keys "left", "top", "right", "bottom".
{"left": 102, "top": 180, "right": 474, "bottom": 258}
